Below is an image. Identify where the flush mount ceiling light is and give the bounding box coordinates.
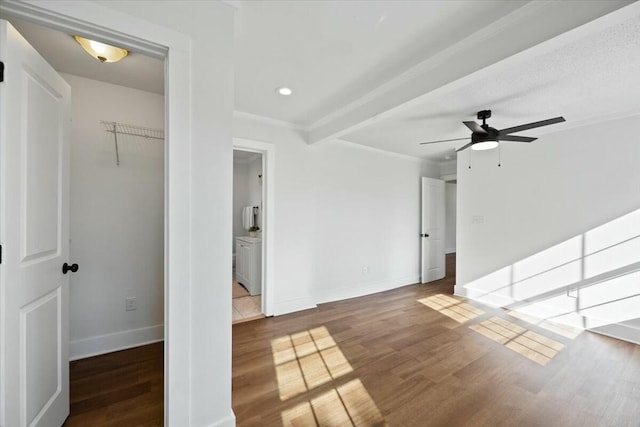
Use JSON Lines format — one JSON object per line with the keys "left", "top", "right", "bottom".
{"left": 276, "top": 86, "right": 293, "bottom": 96}
{"left": 74, "top": 36, "right": 129, "bottom": 63}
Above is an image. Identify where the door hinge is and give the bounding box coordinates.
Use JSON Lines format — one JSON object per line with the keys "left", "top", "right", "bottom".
{"left": 0, "top": 62, "right": 4, "bottom": 82}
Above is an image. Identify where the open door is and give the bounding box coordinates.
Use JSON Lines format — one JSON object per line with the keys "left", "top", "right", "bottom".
{"left": 421, "top": 177, "right": 445, "bottom": 283}
{"left": 0, "top": 20, "right": 71, "bottom": 426}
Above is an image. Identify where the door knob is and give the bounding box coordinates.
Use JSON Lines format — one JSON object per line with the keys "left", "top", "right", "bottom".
{"left": 62, "top": 263, "right": 79, "bottom": 274}
{"left": 421, "top": 233, "right": 429, "bottom": 238}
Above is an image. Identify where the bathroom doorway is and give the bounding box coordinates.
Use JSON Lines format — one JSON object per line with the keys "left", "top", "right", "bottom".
{"left": 232, "top": 149, "right": 265, "bottom": 323}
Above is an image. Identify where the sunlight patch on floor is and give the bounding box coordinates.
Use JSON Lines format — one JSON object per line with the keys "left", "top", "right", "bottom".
{"left": 470, "top": 317, "right": 565, "bottom": 366}
{"left": 280, "top": 379, "right": 385, "bottom": 427}
{"left": 418, "top": 294, "right": 485, "bottom": 323}
{"left": 271, "top": 326, "right": 353, "bottom": 401}
{"left": 507, "top": 310, "right": 582, "bottom": 339}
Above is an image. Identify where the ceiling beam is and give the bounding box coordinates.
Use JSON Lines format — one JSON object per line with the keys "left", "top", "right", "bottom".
{"left": 307, "top": 0, "right": 634, "bottom": 145}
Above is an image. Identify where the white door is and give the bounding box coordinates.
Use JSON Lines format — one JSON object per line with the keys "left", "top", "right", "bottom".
{"left": 0, "top": 20, "right": 71, "bottom": 427}
{"left": 421, "top": 177, "right": 445, "bottom": 283}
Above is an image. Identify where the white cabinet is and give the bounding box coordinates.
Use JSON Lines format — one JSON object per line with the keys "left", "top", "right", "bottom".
{"left": 235, "top": 237, "right": 262, "bottom": 295}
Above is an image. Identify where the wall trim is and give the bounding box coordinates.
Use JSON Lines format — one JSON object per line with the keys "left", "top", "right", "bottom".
{"left": 271, "top": 297, "right": 318, "bottom": 316}
{"left": 589, "top": 323, "right": 640, "bottom": 346}
{"left": 206, "top": 411, "right": 237, "bottom": 427}
{"left": 445, "top": 248, "right": 456, "bottom": 254}
{"left": 69, "top": 325, "right": 164, "bottom": 361}
{"left": 316, "top": 276, "right": 421, "bottom": 305}
{"left": 234, "top": 110, "right": 307, "bottom": 132}
{"left": 332, "top": 139, "right": 423, "bottom": 163}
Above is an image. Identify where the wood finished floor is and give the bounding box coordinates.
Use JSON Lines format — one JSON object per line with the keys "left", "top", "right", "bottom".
{"left": 233, "top": 254, "right": 640, "bottom": 426}
{"left": 61, "top": 254, "right": 640, "bottom": 426}
{"left": 63, "top": 342, "right": 163, "bottom": 426}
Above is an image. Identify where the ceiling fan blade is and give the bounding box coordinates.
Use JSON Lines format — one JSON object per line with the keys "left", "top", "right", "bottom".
{"left": 455, "top": 142, "right": 474, "bottom": 152}
{"left": 463, "top": 121, "right": 487, "bottom": 134}
{"left": 499, "top": 116, "right": 565, "bottom": 135}
{"left": 419, "top": 137, "right": 470, "bottom": 145}
{"left": 499, "top": 135, "right": 537, "bottom": 143}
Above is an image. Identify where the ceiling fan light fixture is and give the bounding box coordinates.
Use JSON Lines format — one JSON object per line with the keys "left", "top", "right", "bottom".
{"left": 471, "top": 140, "right": 499, "bottom": 151}
{"left": 74, "top": 36, "right": 129, "bottom": 63}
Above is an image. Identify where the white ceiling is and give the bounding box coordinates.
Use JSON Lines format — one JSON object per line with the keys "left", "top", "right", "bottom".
{"left": 234, "top": 0, "right": 527, "bottom": 127}
{"left": 5, "top": 1, "right": 639, "bottom": 163}
{"left": 233, "top": 150, "right": 261, "bottom": 163}
{"left": 343, "top": 12, "right": 640, "bottom": 160}
{"left": 5, "top": 16, "right": 164, "bottom": 94}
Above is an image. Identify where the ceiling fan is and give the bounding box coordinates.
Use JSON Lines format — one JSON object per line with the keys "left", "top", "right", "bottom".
{"left": 420, "top": 110, "right": 566, "bottom": 152}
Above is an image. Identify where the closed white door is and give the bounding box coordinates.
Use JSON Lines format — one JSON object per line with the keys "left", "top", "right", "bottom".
{"left": 421, "top": 177, "right": 445, "bottom": 283}
{"left": 1, "top": 20, "right": 71, "bottom": 427}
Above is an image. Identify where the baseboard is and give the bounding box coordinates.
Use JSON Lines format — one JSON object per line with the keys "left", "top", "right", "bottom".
{"left": 206, "top": 411, "right": 236, "bottom": 427}
{"left": 315, "top": 275, "right": 421, "bottom": 305}
{"left": 69, "top": 324, "right": 164, "bottom": 360}
{"left": 272, "top": 296, "right": 317, "bottom": 316}
{"left": 453, "top": 285, "right": 513, "bottom": 308}
{"left": 589, "top": 323, "right": 640, "bottom": 346}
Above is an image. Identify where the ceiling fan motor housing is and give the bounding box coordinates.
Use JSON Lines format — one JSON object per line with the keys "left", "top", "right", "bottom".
{"left": 477, "top": 109, "right": 492, "bottom": 121}
{"left": 472, "top": 126, "right": 499, "bottom": 143}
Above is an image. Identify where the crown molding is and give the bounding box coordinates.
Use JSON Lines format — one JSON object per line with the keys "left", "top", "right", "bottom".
{"left": 233, "top": 110, "right": 308, "bottom": 132}
{"left": 332, "top": 139, "right": 423, "bottom": 163}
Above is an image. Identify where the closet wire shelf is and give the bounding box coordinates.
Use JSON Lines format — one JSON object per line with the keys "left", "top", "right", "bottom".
{"left": 101, "top": 120, "right": 164, "bottom": 166}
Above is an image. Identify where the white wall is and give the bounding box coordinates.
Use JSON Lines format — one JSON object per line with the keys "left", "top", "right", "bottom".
{"left": 64, "top": 73, "right": 164, "bottom": 359}
{"left": 232, "top": 161, "right": 250, "bottom": 246}
{"left": 234, "top": 117, "right": 440, "bottom": 314}
{"left": 445, "top": 183, "right": 457, "bottom": 253}
{"left": 455, "top": 114, "right": 640, "bottom": 343}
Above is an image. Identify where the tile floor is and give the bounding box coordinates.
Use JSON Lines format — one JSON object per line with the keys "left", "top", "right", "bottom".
{"left": 233, "top": 294, "right": 263, "bottom": 323}
{"left": 232, "top": 267, "right": 264, "bottom": 323}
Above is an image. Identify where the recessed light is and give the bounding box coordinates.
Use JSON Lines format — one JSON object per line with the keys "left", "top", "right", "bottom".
{"left": 276, "top": 87, "right": 293, "bottom": 96}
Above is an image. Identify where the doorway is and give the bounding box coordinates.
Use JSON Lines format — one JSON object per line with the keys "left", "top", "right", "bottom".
{"left": 0, "top": 1, "right": 225, "bottom": 425}
{"left": 1, "top": 16, "right": 165, "bottom": 425}
{"left": 232, "top": 149, "right": 264, "bottom": 323}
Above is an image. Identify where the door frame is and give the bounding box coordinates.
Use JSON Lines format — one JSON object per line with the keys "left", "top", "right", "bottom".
{"left": 0, "top": 1, "right": 195, "bottom": 425}
{"left": 233, "top": 138, "right": 275, "bottom": 316}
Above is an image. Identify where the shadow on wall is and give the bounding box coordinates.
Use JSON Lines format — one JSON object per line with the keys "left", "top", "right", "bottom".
{"left": 459, "top": 207, "right": 640, "bottom": 331}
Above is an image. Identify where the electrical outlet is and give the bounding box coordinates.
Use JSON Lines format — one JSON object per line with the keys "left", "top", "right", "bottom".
{"left": 125, "top": 297, "right": 137, "bottom": 311}
{"left": 362, "top": 266, "right": 370, "bottom": 275}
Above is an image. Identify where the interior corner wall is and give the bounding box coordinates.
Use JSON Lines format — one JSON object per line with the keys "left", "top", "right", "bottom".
{"left": 455, "top": 114, "right": 640, "bottom": 343}
{"left": 234, "top": 117, "right": 435, "bottom": 314}
{"left": 63, "top": 73, "right": 164, "bottom": 359}
{"left": 421, "top": 158, "right": 441, "bottom": 178}
{"left": 445, "top": 183, "right": 457, "bottom": 253}
{"left": 233, "top": 161, "right": 250, "bottom": 250}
